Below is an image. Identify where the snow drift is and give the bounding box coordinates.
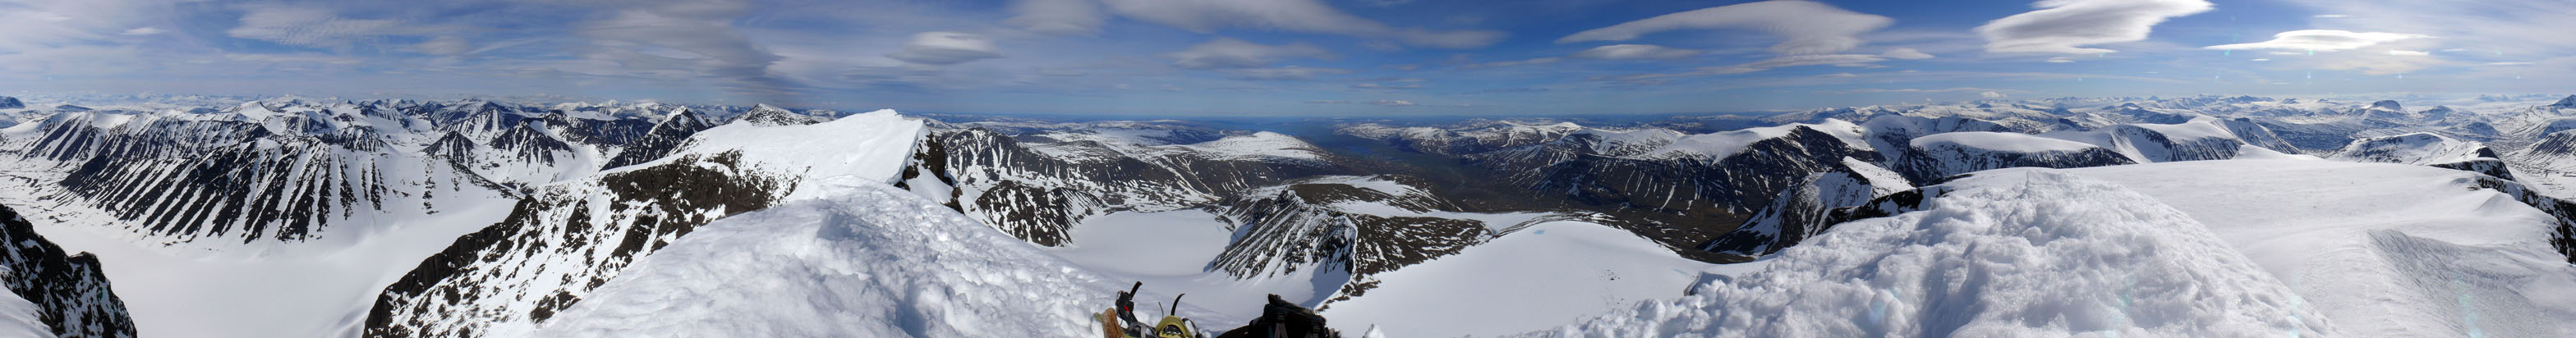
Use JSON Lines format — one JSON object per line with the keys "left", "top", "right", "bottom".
{"left": 1539, "top": 171, "right": 2330, "bottom": 337}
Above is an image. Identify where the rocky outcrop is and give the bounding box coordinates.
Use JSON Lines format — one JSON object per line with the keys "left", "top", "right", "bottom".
{"left": 0, "top": 205, "right": 138, "bottom": 338}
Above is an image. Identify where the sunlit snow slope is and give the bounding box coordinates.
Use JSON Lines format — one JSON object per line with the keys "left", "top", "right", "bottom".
{"left": 1543, "top": 159, "right": 2576, "bottom": 337}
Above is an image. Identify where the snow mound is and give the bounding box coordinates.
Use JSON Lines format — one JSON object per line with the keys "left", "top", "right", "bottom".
{"left": 533, "top": 184, "right": 1120, "bottom": 337}
{"left": 1536, "top": 171, "right": 2329, "bottom": 337}
{"left": 1909, "top": 131, "right": 2098, "bottom": 153}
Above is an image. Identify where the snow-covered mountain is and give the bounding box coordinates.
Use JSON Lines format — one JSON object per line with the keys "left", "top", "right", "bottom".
{"left": 7, "top": 93, "right": 2576, "bottom": 338}
{"left": 0, "top": 206, "right": 136, "bottom": 338}
{"left": 1548, "top": 159, "right": 2576, "bottom": 336}
{"left": 367, "top": 110, "right": 920, "bottom": 337}
{"left": 914, "top": 125, "right": 1353, "bottom": 246}
{"left": 1888, "top": 131, "right": 2135, "bottom": 183}
{"left": 2330, "top": 132, "right": 2515, "bottom": 179}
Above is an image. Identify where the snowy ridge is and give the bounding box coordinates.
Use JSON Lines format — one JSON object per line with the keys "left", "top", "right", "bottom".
{"left": 2330, "top": 132, "right": 2495, "bottom": 165}
{"left": 2036, "top": 119, "right": 2265, "bottom": 162}
{"left": 1642, "top": 119, "right": 1865, "bottom": 162}
{"left": 1539, "top": 171, "right": 2330, "bottom": 337}
{"left": 531, "top": 184, "right": 1122, "bottom": 337}
{"left": 367, "top": 110, "right": 923, "bottom": 338}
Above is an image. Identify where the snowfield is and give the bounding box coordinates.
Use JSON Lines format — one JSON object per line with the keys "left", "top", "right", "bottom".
{"left": 535, "top": 184, "right": 1125, "bottom": 337}
{"left": 1544, "top": 159, "right": 2576, "bottom": 337}
{"left": 1539, "top": 171, "right": 2329, "bottom": 337}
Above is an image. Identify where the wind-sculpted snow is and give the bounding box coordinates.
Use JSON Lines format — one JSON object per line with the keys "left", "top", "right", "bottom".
{"left": 532, "top": 184, "right": 1119, "bottom": 337}
{"left": 1539, "top": 172, "right": 2332, "bottom": 337}
{"left": 0, "top": 206, "right": 137, "bottom": 338}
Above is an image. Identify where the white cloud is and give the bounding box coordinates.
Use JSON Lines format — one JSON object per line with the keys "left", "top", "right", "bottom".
{"left": 415, "top": 36, "right": 472, "bottom": 55}
{"left": 1005, "top": 0, "right": 1106, "bottom": 35}
{"left": 1558, "top": 0, "right": 1892, "bottom": 55}
{"left": 120, "top": 27, "right": 163, "bottom": 36}
{"left": 1880, "top": 48, "right": 1934, "bottom": 60}
{"left": 886, "top": 31, "right": 1002, "bottom": 66}
{"left": 226, "top": 5, "right": 421, "bottom": 48}
{"left": 2314, "top": 14, "right": 2349, "bottom": 18}
{"left": 1227, "top": 66, "right": 1350, "bottom": 80}
{"left": 1100, "top": 0, "right": 1504, "bottom": 48}
{"left": 1351, "top": 83, "right": 1422, "bottom": 89}
{"left": 1367, "top": 99, "right": 1415, "bottom": 106}
{"left": 2386, "top": 49, "right": 2428, "bottom": 56}
{"left": 1164, "top": 38, "right": 1336, "bottom": 69}
{"left": 1981, "top": 91, "right": 2007, "bottom": 98}
{"left": 2045, "top": 57, "right": 2076, "bottom": 63}
{"left": 2252, "top": 58, "right": 2271, "bottom": 62}
{"left": 2487, "top": 62, "right": 2532, "bottom": 66}
{"left": 2203, "top": 30, "right": 2429, "bottom": 52}
{"left": 1976, "top": 0, "right": 2214, "bottom": 54}
{"left": 1567, "top": 44, "right": 1702, "bottom": 60}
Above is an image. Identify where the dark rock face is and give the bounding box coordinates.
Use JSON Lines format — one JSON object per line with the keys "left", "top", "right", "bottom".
{"left": 1889, "top": 144, "right": 2136, "bottom": 184}
{"left": 1695, "top": 162, "right": 1908, "bottom": 258}
{"left": 600, "top": 109, "right": 712, "bottom": 170}
{"left": 58, "top": 138, "right": 423, "bottom": 243}
{"left": 0, "top": 206, "right": 139, "bottom": 338}
{"left": 365, "top": 151, "right": 794, "bottom": 338}
{"left": 1513, "top": 126, "right": 1882, "bottom": 247}
{"left": 1203, "top": 176, "right": 1492, "bottom": 306}
{"left": 0, "top": 96, "right": 22, "bottom": 109}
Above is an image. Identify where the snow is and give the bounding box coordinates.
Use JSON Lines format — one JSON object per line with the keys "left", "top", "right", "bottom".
{"left": 1909, "top": 131, "right": 2098, "bottom": 153}
{"left": 1042, "top": 210, "right": 1295, "bottom": 324}
{"left": 656, "top": 108, "right": 927, "bottom": 199}
{"left": 531, "top": 184, "right": 1129, "bottom": 337}
{"left": 1322, "top": 221, "right": 1708, "bottom": 338}
{"left": 0, "top": 291, "right": 51, "bottom": 338}
{"left": 25, "top": 199, "right": 518, "bottom": 338}
{"left": 2330, "top": 132, "right": 2488, "bottom": 165}
{"left": 1646, "top": 119, "right": 1865, "bottom": 160}
{"left": 1539, "top": 171, "right": 2330, "bottom": 337}
{"left": 1967, "top": 160, "right": 2576, "bottom": 337}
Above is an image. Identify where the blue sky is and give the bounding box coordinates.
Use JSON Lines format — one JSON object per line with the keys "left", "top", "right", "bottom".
{"left": 1, "top": 0, "right": 2569, "bottom": 116}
